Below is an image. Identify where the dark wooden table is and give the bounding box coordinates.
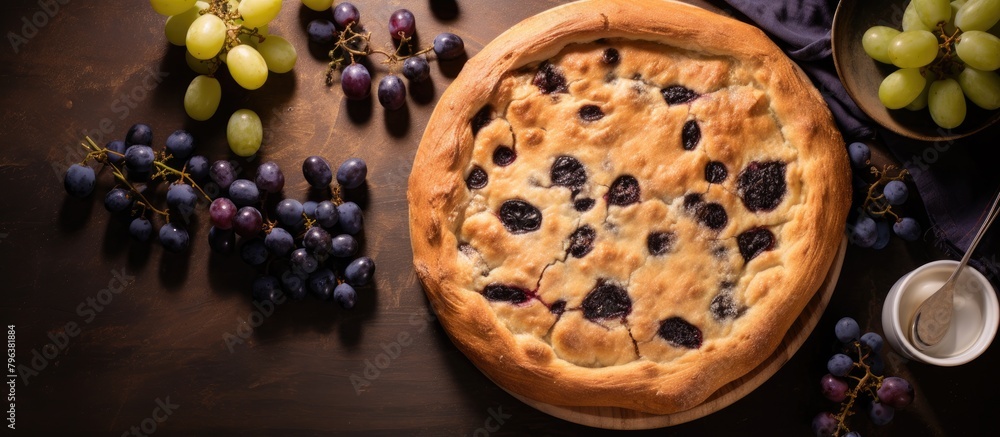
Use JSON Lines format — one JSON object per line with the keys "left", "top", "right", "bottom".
{"left": 1, "top": 0, "right": 996, "bottom": 435}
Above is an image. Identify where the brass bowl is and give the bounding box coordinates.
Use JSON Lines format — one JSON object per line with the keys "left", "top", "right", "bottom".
{"left": 831, "top": 0, "right": 1000, "bottom": 141}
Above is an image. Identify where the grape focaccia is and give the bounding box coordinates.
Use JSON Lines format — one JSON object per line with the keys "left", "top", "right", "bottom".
{"left": 407, "top": 0, "right": 850, "bottom": 414}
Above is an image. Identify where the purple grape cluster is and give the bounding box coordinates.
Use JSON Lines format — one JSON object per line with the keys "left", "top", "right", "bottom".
{"left": 812, "top": 317, "right": 915, "bottom": 437}
{"left": 208, "top": 155, "right": 374, "bottom": 308}
{"left": 306, "top": 3, "right": 466, "bottom": 110}
{"left": 62, "top": 124, "right": 208, "bottom": 253}
{"left": 846, "top": 142, "right": 921, "bottom": 248}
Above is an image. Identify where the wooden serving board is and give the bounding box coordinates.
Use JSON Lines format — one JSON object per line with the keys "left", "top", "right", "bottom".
{"left": 501, "top": 236, "right": 847, "bottom": 430}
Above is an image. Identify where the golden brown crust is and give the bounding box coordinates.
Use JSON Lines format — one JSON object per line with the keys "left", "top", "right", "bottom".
{"left": 408, "top": 0, "right": 850, "bottom": 414}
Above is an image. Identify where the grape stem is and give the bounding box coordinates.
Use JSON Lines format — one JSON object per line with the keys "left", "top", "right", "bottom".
{"left": 862, "top": 164, "right": 909, "bottom": 223}
{"left": 925, "top": 22, "right": 965, "bottom": 78}
{"left": 77, "top": 136, "right": 213, "bottom": 223}
{"left": 831, "top": 342, "right": 885, "bottom": 437}
{"left": 325, "top": 22, "right": 435, "bottom": 86}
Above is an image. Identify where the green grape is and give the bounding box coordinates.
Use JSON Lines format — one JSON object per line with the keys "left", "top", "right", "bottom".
{"left": 302, "top": 0, "right": 334, "bottom": 11}
{"left": 256, "top": 35, "right": 297, "bottom": 73}
{"left": 186, "top": 13, "right": 227, "bottom": 60}
{"left": 184, "top": 75, "right": 222, "bottom": 121}
{"left": 888, "top": 30, "right": 939, "bottom": 68}
{"left": 915, "top": 0, "right": 952, "bottom": 27}
{"left": 150, "top": 0, "right": 197, "bottom": 16}
{"left": 928, "top": 78, "right": 967, "bottom": 128}
{"left": 228, "top": 109, "right": 263, "bottom": 157}
{"left": 863, "top": 26, "right": 901, "bottom": 64}
{"left": 945, "top": 1, "right": 962, "bottom": 34}
{"left": 239, "top": 0, "right": 282, "bottom": 29}
{"left": 955, "top": 0, "right": 1000, "bottom": 32}
{"left": 185, "top": 50, "right": 215, "bottom": 74}
{"left": 227, "top": 44, "right": 269, "bottom": 90}
{"left": 905, "top": 72, "right": 936, "bottom": 110}
{"left": 163, "top": 1, "right": 208, "bottom": 46}
{"left": 957, "top": 30, "right": 1000, "bottom": 70}
{"left": 958, "top": 67, "right": 1000, "bottom": 109}
{"left": 904, "top": 1, "right": 934, "bottom": 31}
{"left": 879, "top": 68, "right": 927, "bottom": 109}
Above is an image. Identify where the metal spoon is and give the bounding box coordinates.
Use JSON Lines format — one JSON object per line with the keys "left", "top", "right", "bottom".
{"left": 910, "top": 189, "right": 1000, "bottom": 350}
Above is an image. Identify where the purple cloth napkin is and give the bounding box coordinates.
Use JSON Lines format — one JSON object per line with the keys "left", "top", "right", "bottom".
{"left": 721, "top": 0, "right": 1000, "bottom": 282}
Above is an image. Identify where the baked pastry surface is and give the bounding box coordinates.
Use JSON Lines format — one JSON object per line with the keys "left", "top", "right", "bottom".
{"left": 408, "top": 0, "right": 850, "bottom": 414}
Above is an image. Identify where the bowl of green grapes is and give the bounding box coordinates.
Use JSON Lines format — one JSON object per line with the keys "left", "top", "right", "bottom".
{"left": 832, "top": 0, "right": 1000, "bottom": 141}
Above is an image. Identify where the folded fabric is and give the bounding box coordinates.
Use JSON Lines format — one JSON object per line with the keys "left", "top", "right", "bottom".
{"left": 721, "top": 0, "right": 1000, "bottom": 284}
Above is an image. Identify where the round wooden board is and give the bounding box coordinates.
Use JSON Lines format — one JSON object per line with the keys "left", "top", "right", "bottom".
{"left": 500, "top": 236, "right": 848, "bottom": 430}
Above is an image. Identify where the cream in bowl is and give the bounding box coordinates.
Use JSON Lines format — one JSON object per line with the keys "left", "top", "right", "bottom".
{"left": 882, "top": 260, "right": 999, "bottom": 365}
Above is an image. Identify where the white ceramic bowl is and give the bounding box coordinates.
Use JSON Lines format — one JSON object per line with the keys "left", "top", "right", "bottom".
{"left": 883, "top": 260, "right": 999, "bottom": 366}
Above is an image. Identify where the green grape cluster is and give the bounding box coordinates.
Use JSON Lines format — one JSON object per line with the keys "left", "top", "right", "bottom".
{"left": 151, "top": 0, "right": 298, "bottom": 121}
{"left": 862, "top": 0, "right": 1000, "bottom": 129}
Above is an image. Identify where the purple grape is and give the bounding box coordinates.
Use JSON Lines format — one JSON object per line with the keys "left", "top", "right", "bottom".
{"left": 332, "top": 2, "right": 360, "bottom": 29}
{"left": 303, "top": 226, "right": 332, "bottom": 256}
{"left": 883, "top": 180, "right": 908, "bottom": 205}
{"left": 165, "top": 129, "right": 194, "bottom": 160}
{"left": 158, "top": 222, "right": 190, "bottom": 252}
{"left": 388, "top": 9, "right": 415, "bottom": 41}
{"left": 877, "top": 377, "right": 914, "bottom": 409}
{"left": 129, "top": 217, "right": 152, "bottom": 241}
{"left": 303, "top": 156, "right": 333, "bottom": 187}
{"left": 208, "top": 226, "right": 236, "bottom": 254}
{"left": 811, "top": 412, "right": 838, "bottom": 437}
{"left": 255, "top": 161, "right": 285, "bottom": 193}
{"left": 308, "top": 268, "right": 336, "bottom": 300}
{"left": 330, "top": 234, "right": 358, "bottom": 258}
{"left": 124, "top": 145, "right": 155, "bottom": 173}
{"left": 334, "top": 283, "right": 357, "bottom": 309}
{"left": 345, "top": 256, "right": 375, "bottom": 286}
{"left": 433, "top": 32, "right": 465, "bottom": 60}
{"left": 850, "top": 216, "right": 877, "bottom": 248}
{"left": 341, "top": 64, "right": 371, "bottom": 100}
{"left": 64, "top": 164, "right": 96, "bottom": 198}
{"left": 827, "top": 353, "right": 854, "bottom": 377}
{"left": 125, "top": 123, "right": 152, "bottom": 146}
{"left": 104, "top": 188, "right": 132, "bottom": 213}
{"left": 252, "top": 276, "right": 283, "bottom": 303}
{"left": 835, "top": 317, "right": 861, "bottom": 342}
{"left": 187, "top": 155, "right": 209, "bottom": 183}
{"left": 210, "top": 197, "right": 237, "bottom": 230}
{"left": 210, "top": 160, "right": 237, "bottom": 192}
{"left": 860, "top": 332, "right": 884, "bottom": 353}
{"left": 337, "top": 157, "right": 367, "bottom": 189}
{"left": 241, "top": 239, "right": 268, "bottom": 266}
{"left": 281, "top": 270, "right": 308, "bottom": 300}
{"left": 303, "top": 201, "right": 318, "bottom": 219}
{"left": 166, "top": 183, "right": 197, "bottom": 213}
{"left": 315, "top": 200, "right": 339, "bottom": 228}
{"left": 307, "top": 19, "right": 336, "bottom": 44}
{"left": 265, "top": 227, "right": 295, "bottom": 256}
{"left": 893, "top": 217, "right": 921, "bottom": 241}
{"left": 820, "top": 374, "right": 848, "bottom": 403}
{"left": 337, "top": 201, "right": 363, "bottom": 234}
{"left": 290, "top": 248, "right": 319, "bottom": 275}
{"left": 868, "top": 402, "right": 894, "bottom": 426}
{"left": 233, "top": 206, "right": 263, "bottom": 237}
{"left": 105, "top": 140, "right": 126, "bottom": 164}
{"left": 402, "top": 56, "right": 429, "bottom": 81}
{"left": 377, "top": 75, "right": 406, "bottom": 110}
{"left": 228, "top": 179, "right": 260, "bottom": 207}
{"left": 873, "top": 220, "right": 891, "bottom": 250}
{"left": 847, "top": 142, "right": 870, "bottom": 169}
{"left": 276, "top": 199, "right": 304, "bottom": 227}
